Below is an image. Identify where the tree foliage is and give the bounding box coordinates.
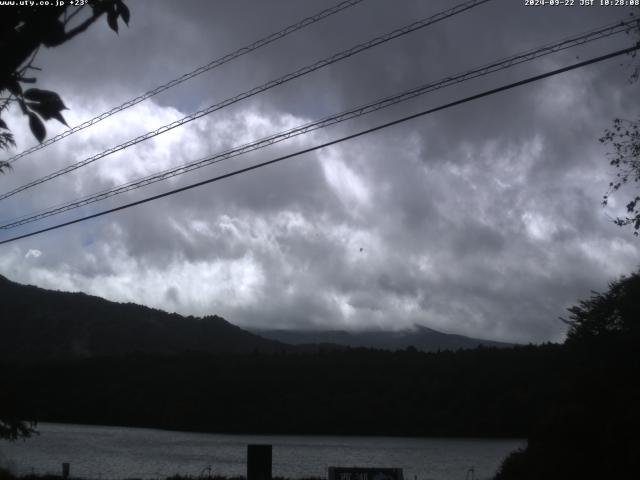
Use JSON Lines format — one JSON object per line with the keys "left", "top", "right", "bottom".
{"left": 562, "top": 270, "right": 640, "bottom": 342}
{"left": 0, "top": 419, "right": 36, "bottom": 442}
{"left": 0, "top": 1, "right": 129, "bottom": 442}
{"left": 0, "top": 0, "right": 130, "bottom": 174}
{"left": 601, "top": 119, "right": 640, "bottom": 234}
{"left": 601, "top": 10, "right": 640, "bottom": 235}
{"left": 3, "top": 345, "right": 563, "bottom": 439}
{"left": 496, "top": 271, "right": 640, "bottom": 479}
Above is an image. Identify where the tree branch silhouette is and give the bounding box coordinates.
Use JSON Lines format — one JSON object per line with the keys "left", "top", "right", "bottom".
{"left": 0, "top": 0, "right": 130, "bottom": 175}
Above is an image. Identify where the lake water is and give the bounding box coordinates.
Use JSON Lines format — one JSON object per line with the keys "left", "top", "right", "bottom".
{"left": 0, "top": 423, "right": 524, "bottom": 480}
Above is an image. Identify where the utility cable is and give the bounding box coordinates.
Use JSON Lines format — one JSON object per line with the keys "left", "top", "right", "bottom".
{"left": 4, "top": 0, "right": 366, "bottom": 165}
{"left": 0, "top": 18, "right": 633, "bottom": 230}
{"left": 0, "top": 0, "right": 491, "bottom": 201}
{"left": 1, "top": 44, "right": 636, "bottom": 246}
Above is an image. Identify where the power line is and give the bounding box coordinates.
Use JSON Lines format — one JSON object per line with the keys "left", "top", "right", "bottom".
{"left": 1, "top": 18, "right": 633, "bottom": 230}
{"left": 4, "top": 0, "right": 367, "bottom": 165}
{"left": 1, "top": 44, "right": 636, "bottom": 246}
{"left": 0, "top": 0, "right": 491, "bottom": 202}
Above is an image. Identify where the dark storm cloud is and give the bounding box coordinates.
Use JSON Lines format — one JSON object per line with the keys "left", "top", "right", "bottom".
{"left": 1, "top": 0, "right": 639, "bottom": 343}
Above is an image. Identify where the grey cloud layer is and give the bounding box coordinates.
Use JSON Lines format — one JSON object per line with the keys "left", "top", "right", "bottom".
{"left": 1, "top": 0, "right": 639, "bottom": 343}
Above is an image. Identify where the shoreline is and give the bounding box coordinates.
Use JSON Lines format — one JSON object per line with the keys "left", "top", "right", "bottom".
{"left": 24, "top": 421, "right": 528, "bottom": 443}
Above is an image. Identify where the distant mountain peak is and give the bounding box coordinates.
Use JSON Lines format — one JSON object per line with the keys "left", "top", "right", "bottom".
{"left": 252, "top": 325, "right": 515, "bottom": 352}
{"left": 412, "top": 323, "right": 438, "bottom": 333}
{"left": 0, "top": 274, "right": 515, "bottom": 359}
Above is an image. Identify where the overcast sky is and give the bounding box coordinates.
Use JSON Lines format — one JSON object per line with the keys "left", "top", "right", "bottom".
{"left": 1, "top": 0, "right": 639, "bottom": 343}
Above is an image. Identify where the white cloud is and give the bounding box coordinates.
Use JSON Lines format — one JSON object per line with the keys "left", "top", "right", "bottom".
{"left": 1, "top": 0, "right": 639, "bottom": 344}
{"left": 321, "top": 147, "right": 371, "bottom": 211}
{"left": 24, "top": 249, "right": 42, "bottom": 259}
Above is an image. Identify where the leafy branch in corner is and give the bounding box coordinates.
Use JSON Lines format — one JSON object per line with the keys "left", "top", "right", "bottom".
{"left": 601, "top": 9, "right": 640, "bottom": 235}
{"left": 0, "top": 0, "right": 130, "bottom": 444}
{"left": 0, "top": 0, "right": 130, "bottom": 173}
{"left": 601, "top": 119, "right": 640, "bottom": 234}
{"left": 0, "top": 98, "right": 15, "bottom": 173}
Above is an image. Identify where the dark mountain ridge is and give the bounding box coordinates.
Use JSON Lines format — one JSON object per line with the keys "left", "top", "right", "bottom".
{"left": 1, "top": 274, "right": 512, "bottom": 360}
{"left": 0, "top": 274, "right": 287, "bottom": 360}
{"left": 252, "top": 325, "right": 515, "bottom": 352}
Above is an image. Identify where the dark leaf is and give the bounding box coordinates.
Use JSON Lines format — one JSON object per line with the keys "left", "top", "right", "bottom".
{"left": 0, "top": 118, "right": 7, "bottom": 130}
{"left": 116, "top": 0, "right": 130, "bottom": 25}
{"left": 0, "top": 132, "right": 16, "bottom": 150}
{"left": 42, "top": 19, "right": 66, "bottom": 46}
{"left": 0, "top": 160, "right": 12, "bottom": 173}
{"left": 107, "top": 8, "right": 119, "bottom": 33}
{"left": 23, "top": 88, "right": 67, "bottom": 111}
{"left": 22, "top": 89, "right": 68, "bottom": 127}
{"left": 53, "top": 111, "right": 68, "bottom": 127}
{"left": 28, "top": 112, "right": 46, "bottom": 143}
{"left": 25, "top": 102, "right": 68, "bottom": 127}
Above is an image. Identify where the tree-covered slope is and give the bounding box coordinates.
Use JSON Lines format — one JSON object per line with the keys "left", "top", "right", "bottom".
{"left": 0, "top": 274, "right": 287, "bottom": 359}
{"left": 4, "top": 345, "right": 563, "bottom": 438}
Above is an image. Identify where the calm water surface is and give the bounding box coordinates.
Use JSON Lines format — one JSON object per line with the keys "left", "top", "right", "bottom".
{"left": 0, "top": 423, "right": 524, "bottom": 480}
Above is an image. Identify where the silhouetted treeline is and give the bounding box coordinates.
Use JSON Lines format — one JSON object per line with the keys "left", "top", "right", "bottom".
{"left": 495, "top": 271, "right": 640, "bottom": 479}
{"left": 2, "top": 344, "right": 565, "bottom": 438}
{"left": 3, "top": 270, "right": 639, "bottom": 478}
{"left": 0, "top": 274, "right": 287, "bottom": 361}
{"left": 253, "top": 325, "right": 514, "bottom": 352}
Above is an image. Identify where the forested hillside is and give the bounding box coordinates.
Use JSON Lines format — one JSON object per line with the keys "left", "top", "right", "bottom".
{"left": 0, "top": 274, "right": 286, "bottom": 360}
{"left": 0, "top": 274, "right": 514, "bottom": 358}
{"left": 3, "top": 345, "right": 561, "bottom": 438}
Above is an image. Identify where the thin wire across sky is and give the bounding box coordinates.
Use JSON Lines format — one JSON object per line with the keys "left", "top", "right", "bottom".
{"left": 0, "top": 0, "right": 491, "bottom": 201}
{"left": 4, "top": 0, "right": 367, "bottom": 165}
{"left": 1, "top": 45, "right": 636, "bottom": 246}
{"left": 1, "top": 0, "right": 637, "bottom": 245}
{"left": 0, "top": 19, "right": 634, "bottom": 230}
